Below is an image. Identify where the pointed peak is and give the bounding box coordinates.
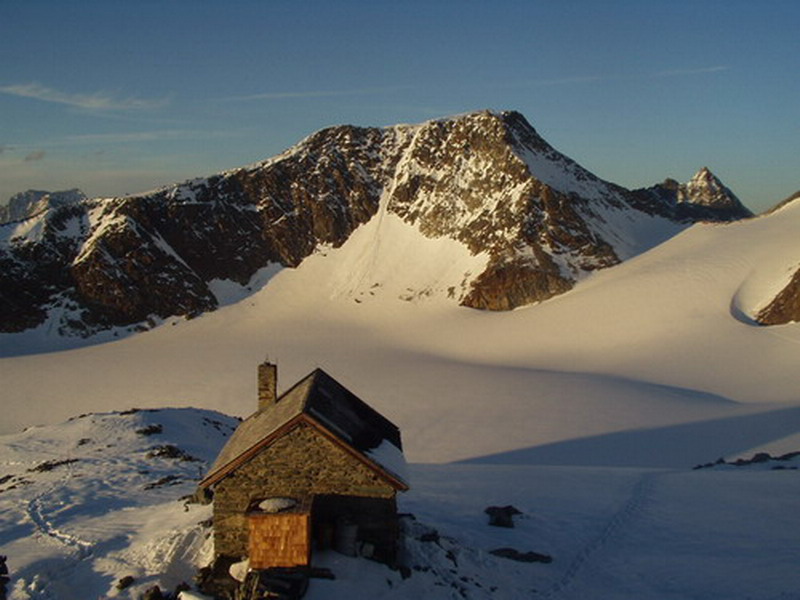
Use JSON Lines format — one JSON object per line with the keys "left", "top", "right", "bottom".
{"left": 691, "top": 166, "right": 719, "bottom": 184}
{"left": 686, "top": 166, "right": 729, "bottom": 195}
{"left": 679, "top": 167, "right": 752, "bottom": 218}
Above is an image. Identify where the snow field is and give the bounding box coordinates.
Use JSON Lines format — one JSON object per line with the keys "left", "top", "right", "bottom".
{"left": 1, "top": 410, "right": 798, "bottom": 599}
{"left": 0, "top": 409, "right": 238, "bottom": 599}
{"left": 305, "top": 463, "right": 800, "bottom": 599}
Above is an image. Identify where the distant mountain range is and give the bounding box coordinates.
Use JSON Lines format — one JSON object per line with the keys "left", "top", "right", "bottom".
{"left": 0, "top": 188, "right": 87, "bottom": 222}
{"left": 3, "top": 109, "right": 793, "bottom": 337}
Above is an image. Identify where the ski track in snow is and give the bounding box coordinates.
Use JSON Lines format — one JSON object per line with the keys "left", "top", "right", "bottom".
{"left": 539, "top": 470, "right": 667, "bottom": 599}
{"left": 25, "top": 460, "right": 93, "bottom": 560}
{"left": 19, "top": 459, "right": 95, "bottom": 599}
{"left": 26, "top": 494, "right": 92, "bottom": 560}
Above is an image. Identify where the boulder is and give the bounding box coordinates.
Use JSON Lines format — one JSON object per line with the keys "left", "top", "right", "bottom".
{"left": 489, "top": 547, "right": 553, "bottom": 564}
{"left": 484, "top": 505, "right": 522, "bottom": 528}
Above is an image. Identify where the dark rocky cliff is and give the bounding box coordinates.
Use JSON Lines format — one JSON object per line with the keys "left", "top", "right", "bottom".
{"left": 756, "top": 267, "right": 800, "bottom": 326}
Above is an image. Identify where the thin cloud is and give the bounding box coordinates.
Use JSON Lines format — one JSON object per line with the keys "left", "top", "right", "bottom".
{"left": 221, "top": 85, "right": 411, "bottom": 102}
{"left": 655, "top": 66, "right": 730, "bottom": 77}
{"left": 65, "top": 131, "right": 193, "bottom": 144}
{"left": 62, "top": 129, "right": 240, "bottom": 145}
{"left": 23, "top": 150, "right": 46, "bottom": 162}
{"left": 0, "top": 82, "right": 168, "bottom": 111}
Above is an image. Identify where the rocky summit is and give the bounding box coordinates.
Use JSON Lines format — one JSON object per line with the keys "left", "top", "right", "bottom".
{"left": 0, "top": 110, "right": 754, "bottom": 336}
{"left": 631, "top": 167, "right": 753, "bottom": 222}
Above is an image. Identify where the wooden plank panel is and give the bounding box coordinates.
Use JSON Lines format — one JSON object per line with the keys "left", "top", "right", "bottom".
{"left": 248, "top": 513, "right": 310, "bottom": 569}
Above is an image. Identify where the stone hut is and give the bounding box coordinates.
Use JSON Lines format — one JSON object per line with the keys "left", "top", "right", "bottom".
{"left": 199, "top": 361, "right": 409, "bottom": 569}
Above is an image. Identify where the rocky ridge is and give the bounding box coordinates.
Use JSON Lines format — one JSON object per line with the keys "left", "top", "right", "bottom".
{"left": 0, "top": 110, "right": 752, "bottom": 335}
{"left": 764, "top": 190, "right": 800, "bottom": 216}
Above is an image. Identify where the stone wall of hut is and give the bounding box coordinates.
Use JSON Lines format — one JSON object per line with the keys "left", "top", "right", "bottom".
{"left": 213, "top": 421, "right": 396, "bottom": 559}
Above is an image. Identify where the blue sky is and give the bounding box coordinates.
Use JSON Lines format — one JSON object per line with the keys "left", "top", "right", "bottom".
{"left": 1, "top": 1, "right": 798, "bottom": 212}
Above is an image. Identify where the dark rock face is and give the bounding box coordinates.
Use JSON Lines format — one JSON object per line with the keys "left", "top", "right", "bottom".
{"left": 0, "top": 126, "right": 389, "bottom": 335}
{"left": 0, "top": 111, "right": 751, "bottom": 335}
{"left": 385, "top": 112, "right": 628, "bottom": 310}
{"left": 462, "top": 256, "right": 572, "bottom": 311}
{"left": 1, "top": 202, "right": 89, "bottom": 332}
{"left": 756, "top": 267, "right": 800, "bottom": 325}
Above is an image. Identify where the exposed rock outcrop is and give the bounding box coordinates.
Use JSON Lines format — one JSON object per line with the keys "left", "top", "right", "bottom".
{"left": 1, "top": 127, "right": 389, "bottom": 334}
{"left": 756, "top": 266, "right": 800, "bottom": 325}
{"left": 386, "top": 111, "right": 631, "bottom": 310}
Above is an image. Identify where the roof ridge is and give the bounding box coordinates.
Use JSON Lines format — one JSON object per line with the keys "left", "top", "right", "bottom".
{"left": 274, "top": 369, "right": 318, "bottom": 406}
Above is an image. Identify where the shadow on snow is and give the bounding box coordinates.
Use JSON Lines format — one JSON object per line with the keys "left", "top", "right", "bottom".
{"left": 459, "top": 405, "right": 800, "bottom": 469}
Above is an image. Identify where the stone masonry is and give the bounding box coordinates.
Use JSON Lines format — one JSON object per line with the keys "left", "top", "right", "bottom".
{"left": 213, "top": 421, "right": 396, "bottom": 559}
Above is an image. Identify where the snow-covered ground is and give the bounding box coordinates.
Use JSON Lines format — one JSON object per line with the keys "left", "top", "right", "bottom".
{"left": 319, "top": 462, "right": 800, "bottom": 600}
{"left": 1, "top": 409, "right": 798, "bottom": 600}
{"left": 0, "top": 409, "right": 238, "bottom": 599}
{"left": 1, "top": 195, "right": 799, "bottom": 597}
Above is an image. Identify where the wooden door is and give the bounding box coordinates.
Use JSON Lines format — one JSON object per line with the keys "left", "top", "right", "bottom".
{"left": 248, "top": 512, "right": 310, "bottom": 569}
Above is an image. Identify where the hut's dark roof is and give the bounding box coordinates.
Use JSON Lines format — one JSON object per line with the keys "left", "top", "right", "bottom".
{"left": 200, "top": 369, "right": 407, "bottom": 489}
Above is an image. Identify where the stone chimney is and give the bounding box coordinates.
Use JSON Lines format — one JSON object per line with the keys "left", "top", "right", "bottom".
{"left": 258, "top": 360, "right": 278, "bottom": 411}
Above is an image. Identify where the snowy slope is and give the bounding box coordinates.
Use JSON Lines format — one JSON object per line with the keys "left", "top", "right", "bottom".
{"left": 0, "top": 408, "right": 239, "bottom": 599}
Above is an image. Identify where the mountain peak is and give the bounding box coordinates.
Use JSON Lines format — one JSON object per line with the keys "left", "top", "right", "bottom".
{"left": 0, "top": 111, "right": 745, "bottom": 336}
{"left": 687, "top": 166, "right": 719, "bottom": 190}
{"left": 682, "top": 166, "right": 736, "bottom": 206}
{"left": 633, "top": 168, "right": 752, "bottom": 222}
{"left": 693, "top": 165, "right": 714, "bottom": 179}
